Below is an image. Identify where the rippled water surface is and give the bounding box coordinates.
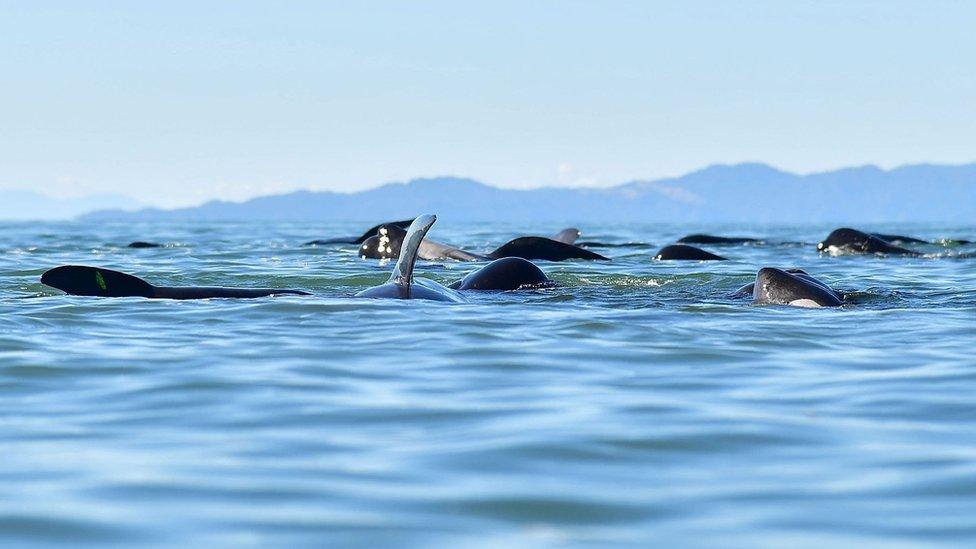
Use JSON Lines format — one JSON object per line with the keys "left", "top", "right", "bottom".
{"left": 2, "top": 220, "right": 974, "bottom": 546}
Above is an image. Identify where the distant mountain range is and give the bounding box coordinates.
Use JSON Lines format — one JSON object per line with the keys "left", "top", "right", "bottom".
{"left": 0, "top": 190, "right": 140, "bottom": 221}
{"left": 23, "top": 162, "right": 976, "bottom": 223}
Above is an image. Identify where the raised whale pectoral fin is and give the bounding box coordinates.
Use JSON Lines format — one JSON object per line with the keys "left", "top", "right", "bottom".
{"left": 390, "top": 214, "right": 437, "bottom": 290}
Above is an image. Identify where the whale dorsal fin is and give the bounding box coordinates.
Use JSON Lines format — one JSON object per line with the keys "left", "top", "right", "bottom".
{"left": 551, "top": 228, "right": 580, "bottom": 244}
{"left": 390, "top": 214, "right": 436, "bottom": 287}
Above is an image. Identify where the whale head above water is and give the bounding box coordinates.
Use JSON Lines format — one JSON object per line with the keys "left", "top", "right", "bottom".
{"left": 355, "top": 214, "right": 465, "bottom": 302}
{"left": 751, "top": 267, "right": 843, "bottom": 308}
{"left": 817, "top": 228, "right": 917, "bottom": 256}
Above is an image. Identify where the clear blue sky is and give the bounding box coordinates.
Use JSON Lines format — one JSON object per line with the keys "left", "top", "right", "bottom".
{"left": 1, "top": 1, "right": 973, "bottom": 207}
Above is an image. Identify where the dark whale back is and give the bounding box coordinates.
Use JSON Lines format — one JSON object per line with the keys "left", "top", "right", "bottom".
{"left": 818, "top": 228, "right": 917, "bottom": 255}
{"left": 449, "top": 257, "right": 552, "bottom": 291}
{"left": 732, "top": 268, "right": 808, "bottom": 297}
{"left": 305, "top": 219, "right": 415, "bottom": 246}
{"left": 127, "top": 241, "right": 164, "bottom": 248}
{"left": 654, "top": 244, "right": 726, "bottom": 261}
{"left": 42, "top": 265, "right": 154, "bottom": 297}
{"left": 488, "top": 237, "right": 608, "bottom": 261}
{"left": 677, "top": 234, "right": 760, "bottom": 245}
{"left": 353, "top": 219, "right": 415, "bottom": 244}
{"left": 41, "top": 265, "right": 309, "bottom": 299}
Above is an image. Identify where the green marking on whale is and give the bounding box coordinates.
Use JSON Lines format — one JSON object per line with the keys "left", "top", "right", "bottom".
{"left": 95, "top": 270, "right": 107, "bottom": 291}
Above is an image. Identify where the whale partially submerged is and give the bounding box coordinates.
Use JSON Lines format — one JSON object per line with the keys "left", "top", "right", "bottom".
{"left": 356, "top": 215, "right": 556, "bottom": 301}
{"left": 126, "top": 241, "right": 164, "bottom": 248}
{"left": 818, "top": 228, "right": 921, "bottom": 256}
{"left": 871, "top": 233, "right": 971, "bottom": 246}
{"left": 41, "top": 265, "right": 310, "bottom": 299}
{"left": 734, "top": 268, "right": 843, "bottom": 308}
{"left": 449, "top": 256, "right": 553, "bottom": 291}
{"left": 43, "top": 215, "right": 553, "bottom": 302}
{"left": 870, "top": 233, "right": 927, "bottom": 245}
{"left": 356, "top": 214, "right": 465, "bottom": 302}
{"left": 653, "top": 244, "right": 727, "bottom": 261}
{"left": 677, "top": 234, "right": 760, "bottom": 245}
{"left": 303, "top": 219, "right": 416, "bottom": 246}
{"left": 359, "top": 224, "right": 606, "bottom": 262}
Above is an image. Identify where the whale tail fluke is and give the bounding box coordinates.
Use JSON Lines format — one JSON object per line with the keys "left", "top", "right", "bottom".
{"left": 41, "top": 265, "right": 155, "bottom": 297}
{"left": 391, "top": 214, "right": 437, "bottom": 288}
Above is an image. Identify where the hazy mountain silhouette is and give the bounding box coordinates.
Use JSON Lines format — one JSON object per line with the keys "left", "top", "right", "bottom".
{"left": 0, "top": 190, "right": 140, "bottom": 221}
{"left": 78, "top": 162, "right": 975, "bottom": 223}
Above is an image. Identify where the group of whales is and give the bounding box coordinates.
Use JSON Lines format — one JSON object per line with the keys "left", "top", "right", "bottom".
{"left": 41, "top": 218, "right": 972, "bottom": 308}
{"left": 43, "top": 215, "right": 551, "bottom": 303}
{"left": 352, "top": 222, "right": 608, "bottom": 262}
{"left": 654, "top": 227, "right": 972, "bottom": 261}
{"left": 124, "top": 220, "right": 608, "bottom": 261}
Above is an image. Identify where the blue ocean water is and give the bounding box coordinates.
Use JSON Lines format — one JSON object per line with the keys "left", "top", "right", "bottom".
{"left": 1, "top": 220, "right": 974, "bottom": 547}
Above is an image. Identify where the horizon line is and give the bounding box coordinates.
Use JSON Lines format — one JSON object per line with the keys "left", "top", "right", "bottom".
{"left": 3, "top": 159, "right": 976, "bottom": 212}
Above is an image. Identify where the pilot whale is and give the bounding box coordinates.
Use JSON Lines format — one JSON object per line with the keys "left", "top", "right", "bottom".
{"left": 677, "top": 234, "right": 760, "bottom": 245}
{"left": 449, "top": 257, "right": 552, "bottom": 291}
{"left": 357, "top": 216, "right": 557, "bottom": 301}
{"left": 41, "top": 265, "right": 310, "bottom": 299}
{"left": 654, "top": 244, "right": 726, "bottom": 261}
{"left": 818, "top": 228, "right": 921, "bottom": 256}
{"left": 303, "top": 219, "right": 415, "bottom": 246}
{"left": 355, "top": 215, "right": 466, "bottom": 302}
{"left": 304, "top": 221, "right": 581, "bottom": 249}
{"left": 127, "top": 241, "right": 164, "bottom": 248}
{"left": 359, "top": 224, "right": 606, "bottom": 262}
{"left": 870, "top": 233, "right": 927, "bottom": 245}
{"left": 871, "top": 233, "right": 971, "bottom": 246}
{"left": 734, "top": 268, "right": 843, "bottom": 308}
